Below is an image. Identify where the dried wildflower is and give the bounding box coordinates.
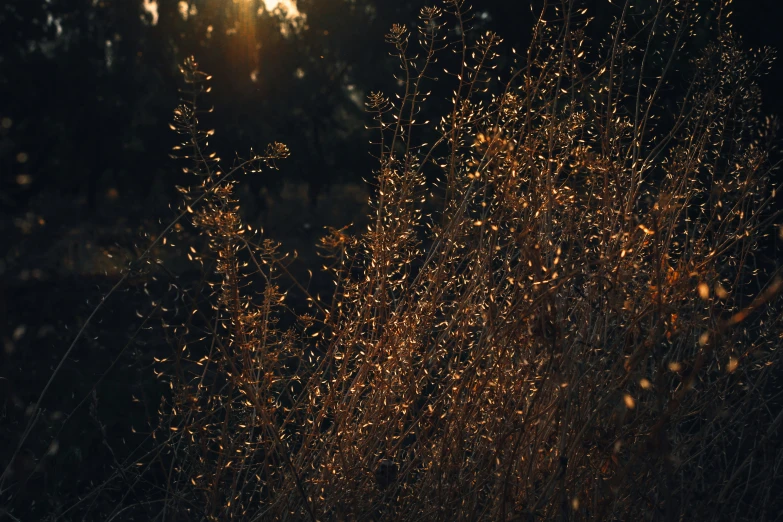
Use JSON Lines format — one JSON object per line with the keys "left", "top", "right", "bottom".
{"left": 131, "top": 3, "right": 783, "bottom": 521}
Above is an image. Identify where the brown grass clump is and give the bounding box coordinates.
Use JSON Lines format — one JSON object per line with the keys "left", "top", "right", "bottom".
{"left": 92, "top": 1, "right": 783, "bottom": 520}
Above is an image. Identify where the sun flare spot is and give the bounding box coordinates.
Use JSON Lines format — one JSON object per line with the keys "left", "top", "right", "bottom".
{"left": 261, "top": 0, "right": 301, "bottom": 19}
{"left": 259, "top": 0, "right": 305, "bottom": 35}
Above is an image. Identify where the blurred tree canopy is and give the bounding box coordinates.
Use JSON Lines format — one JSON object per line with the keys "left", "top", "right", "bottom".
{"left": 0, "top": 1, "right": 543, "bottom": 219}
{"left": 0, "top": 0, "right": 778, "bottom": 226}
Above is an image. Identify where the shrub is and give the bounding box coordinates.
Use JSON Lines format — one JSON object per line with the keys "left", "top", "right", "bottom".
{"left": 23, "top": 0, "right": 783, "bottom": 520}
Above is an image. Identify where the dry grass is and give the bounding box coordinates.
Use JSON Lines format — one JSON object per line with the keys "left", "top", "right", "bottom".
{"left": 61, "top": 1, "right": 783, "bottom": 520}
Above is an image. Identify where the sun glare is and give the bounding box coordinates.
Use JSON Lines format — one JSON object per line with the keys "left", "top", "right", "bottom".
{"left": 262, "top": 0, "right": 301, "bottom": 19}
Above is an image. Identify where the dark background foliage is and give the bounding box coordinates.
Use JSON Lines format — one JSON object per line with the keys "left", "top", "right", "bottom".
{"left": 0, "top": 0, "right": 781, "bottom": 519}
{"left": 1, "top": 1, "right": 780, "bottom": 225}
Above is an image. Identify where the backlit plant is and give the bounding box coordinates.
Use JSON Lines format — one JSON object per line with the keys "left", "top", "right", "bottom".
{"left": 98, "top": 1, "right": 783, "bottom": 520}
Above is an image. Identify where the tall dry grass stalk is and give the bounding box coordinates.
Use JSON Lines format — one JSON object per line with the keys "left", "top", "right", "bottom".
{"left": 128, "top": 1, "right": 781, "bottom": 520}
